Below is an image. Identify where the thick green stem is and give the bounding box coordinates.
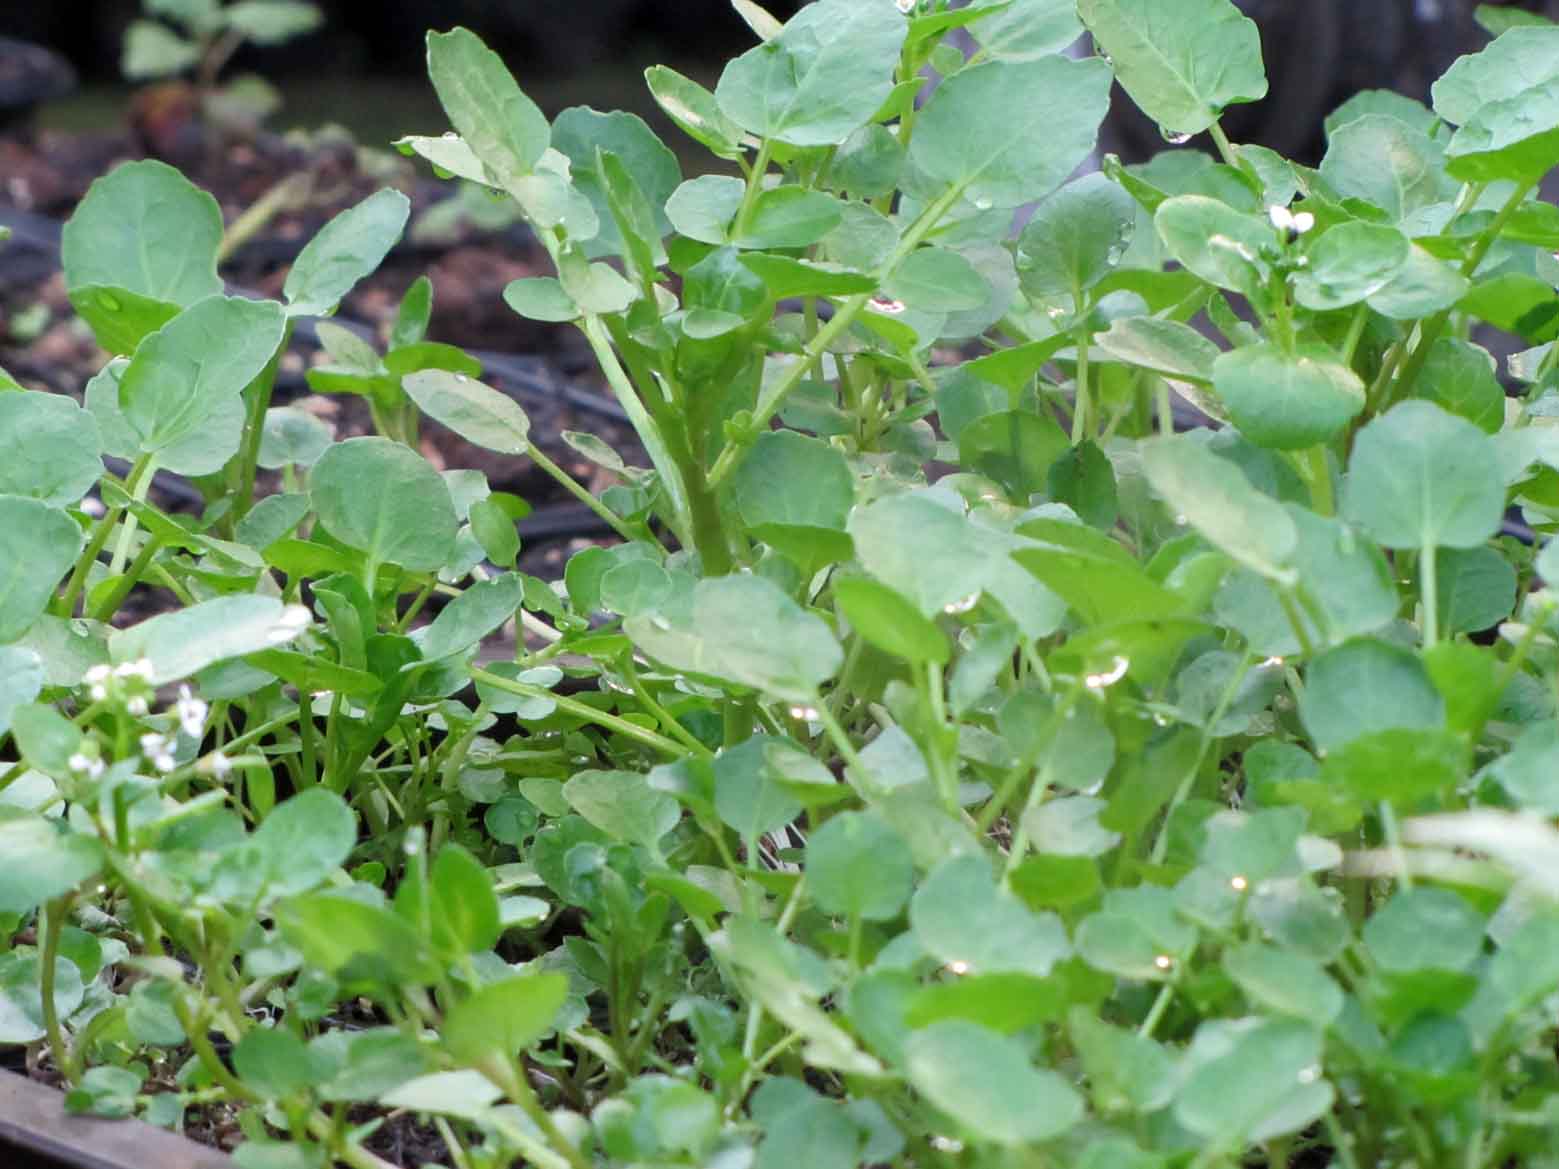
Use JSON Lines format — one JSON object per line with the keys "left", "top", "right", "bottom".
{"left": 1421, "top": 541, "right": 1440, "bottom": 649}
{"left": 40, "top": 897, "right": 75, "bottom": 1085}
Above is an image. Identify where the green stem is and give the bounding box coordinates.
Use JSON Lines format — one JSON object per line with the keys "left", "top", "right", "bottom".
{"left": 579, "top": 315, "right": 693, "bottom": 545}
{"left": 1421, "top": 542, "right": 1440, "bottom": 648}
{"left": 106, "top": 456, "right": 158, "bottom": 578}
{"left": 1379, "top": 800, "right": 1415, "bottom": 891}
{"left": 1137, "top": 979, "right": 1175, "bottom": 1039}
{"left": 40, "top": 896, "right": 75, "bottom": 1085}
{"left": 525, "top": 442, "right": 641, "bottom": 543}
{"left": 90, "top": 534, "right": 164, "bottom": 622}
{"left": 468, "top": 666, "right": 691, "bottom": 759}
{"left": 232, "top": 321, "right": 294, "bottom": 524}
{"left": 732, "top": 138, "right": 774, "bottom": 241}
{"left": 1071, "top": 314, "right": 1091, "bottom": 444}
{"left": 706, "top": 181, "right": 968, "bottom": 490}
{"left": 1149, "top": 653, "right": 1253, "bottom": 865}
{"left": 1208, "top": 121, "right": 1238, "bottom": 166}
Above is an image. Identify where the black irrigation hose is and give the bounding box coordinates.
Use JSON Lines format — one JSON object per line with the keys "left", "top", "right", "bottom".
{"left": 1, "top": 203, "right": 1540, "bottom": 548}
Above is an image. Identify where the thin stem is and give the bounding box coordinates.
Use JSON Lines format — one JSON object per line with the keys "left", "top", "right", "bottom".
{"left": 468, "top": 666, "right": 691, "bottom": 759}
{"left": 732, "top": 138, "right": 774, "bottom": 241}
{"left": 232, "top": 321, "right": 293, "bottom": 524}
{"left": 525, "top": 442, "right": 641, "bottom": 543}
{"left": 1208, "top": 121, "right": 1238, "bottom": 167}
{"left": 40, "top": 896, "right": 74, "bottom": 1085}
{"left": 1071, "top": 313, "right": 1091, "bottom": 444}
{"left": 706, "top": 181, "right": 968, "bottom": 489}
{"left": 1379, "top": 800, "right": 1415, "bottom": 891}
{"left": 1149, "top": 653, "right": 1254, "bottom": 864}
{"left": 1421, "top": 542, "right": 1440, "bottom": 648}
{"left": 579, "top": 315, "right": 693, "bottom": 544}
{"left": 1137, "top": 979, "right": 1176, "bottom": 1039}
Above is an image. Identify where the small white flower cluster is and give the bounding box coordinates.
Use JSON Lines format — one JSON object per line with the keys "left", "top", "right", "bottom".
{"left": 140, "top": 732, "right": 177, "bottom": 774}
{"left": 68, "top": 749, "right": 105, "bottom": 780}
{"left": 84, "top": 660, "right": 156, "bottom": 714}
{"left": 196, "top": 752, "right": 233, "bottom": 779}
{"left": 175, "top": 685, "right": 209, "bottom": 738}
{"left": 1268, "top": 204, "right": 1315, "bottom": 236}
{"left": 894, "top": 0, "right": 916, "bottom": 12}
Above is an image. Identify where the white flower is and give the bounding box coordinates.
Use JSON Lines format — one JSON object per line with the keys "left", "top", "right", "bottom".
{"left": 176, "top": 685, "right": 208, "bottom": 738}
{"left": 115, "top": 659, "right": 155, "bottom": 682}
{"left": 150, "top": 751, "right": 176, "bottom": 774}
{"left": 140, "top": 732, "right": 167, "bottom": 758}
{"left": 80, "top": 496, "right": 105, "bottom": 518}
{"left": 126, "top": 696, "right": 149, "bottom": 717}
{"left": 1267, "top": 204, "right": 1315, "bottom": 236}
{"left": 895, "top": 0, "right": 916, "bottom": 12}
{"left": 89, "top": 684, "right": 108, "bottom": 702}
{"left": 84, "top": 665, "right": 112, "bottom": 686}
{"left": 68, "top": 752, "right": 104, "bottom": 779}
{"left": 197, "top": 752, "right": 233, "bottom": 779}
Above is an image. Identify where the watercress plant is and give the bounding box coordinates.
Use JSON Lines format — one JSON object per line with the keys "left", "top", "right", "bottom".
{"left": 8, "top": 1, "right": 1559, "bottom": 1166}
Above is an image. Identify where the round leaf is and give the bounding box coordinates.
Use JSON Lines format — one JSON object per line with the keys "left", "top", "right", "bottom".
{"left": 904, "top": 1022, "right": 1084, "bottom": 1146}
{"left": 1298, "top": 638, "right": 1445, "bottom": 753}
{"left": 309, "top": 437, "right": 458, "bottom": 571}
{"left": 805, "top": 811, "right": 914, "bottom": 922}
{"left": 1212, "top": 343, "right": 1364, "bottom": 450}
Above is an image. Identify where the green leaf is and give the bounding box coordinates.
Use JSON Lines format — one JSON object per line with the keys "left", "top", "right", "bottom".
{"left": 0, "top": 498, "right": 84, "bottom": 643}
{"left": 732, "top": 431, "right": 852, "bottom": 531}
{"left": 1016, "top": 172, "right": 1137, "bottom": 307}
{"left": 278, "top": 893, "right": 438, "bottom": 990}
{"left": 284, "top": 189, "right": 411, "bottom": 318}
{"left": 404, "top": 370, "right": 531, "bottom": 456}
{"left": 232, "top": 1027, "right": 331, "bottom": 1098}
{"left": 1154, "top": 195, "right": 1270, "bottom": 298}
{"left": 1214, "top": 507, "right": 1397, "bottom": 657}
{"left": 1139, "top": 435, "right": 1297, "bottom": 582}
{"left": 904, "top": 1022, "right": 1083, "bottom": 1146}
{"left": 834, "top": 576, "right": 950, "bottom": 665}
{"left": 1320, "top": 728, "right": 1466, "bottom": 805}
{"left": 666, "top": 175, "right": 746, "bottom": 244}
{"left": 0, "top": 950, "right": 84, "bottom": 1045}
{"left": 118, "top": 295, "right": 288, "bottom": 474}
{"left": 733, "top": 188, "right": 844, "bottom": 250}
{"left": 1483, "top": 720, "right": 1559, "bottom": 813}
{"left": 1369, "top": 245, "right": 1470, "bottom": 320}
{"left": 911, "top": 854, "right": 1070, "bottom": 976}
{"left": 0, "top": 818, "right": 102, "bottom": 915}
{"left": 564, "top": 769, "right": 681, "bottom": 849}
{"left": 122, "top": 20, "right": 200, "bottom": 78}
{"left": 1048, "top": 440, "right": 1119, "bottom": 529}
{"left": 110, "top": 595, "right": 310, "bottom": 685}
{"left": 645, "top": 65, "right": 743, "bottom": 160}
{"left": 442, "top": 972, "right": 569, "bottom": 1066}
{"left": 0, "top": 393, "right": 102, "bottom": 507}
{"left": 1319, "top": 114, "right": 1455, "bottom": 225}
{"left": 249, "top": 788, "right": 356, "bottom": 898}
{"left": 909, "top": 55, "right": 1113, "bottom": 209}
{"left": 309, "top": 437, "right": 458, "bottom": 572}
{"left": 1174, "top": 1019, "right": 1333, "bottom": 1148}
{"left": 1435, "top": 545, "right": 1516, "bottom": 635}
{"left": 1416, "top": 338, "right": 1505, "bottom": 433}
{"left": 552, "top": 107, "right": 681, "bottom": 257}
{"left": 62, "top": 160, "right": 223, "bottom": 352}
{"left": 966, "top": 0, "right": 1083, "bottom": 61}
{"left": 1094, "top": 315, "right": 1220, "bottom": 383}
{"left": 1078, "top": 0, "right": 1268, "bottom": 136}
{"left": 1432, "top": 27, "right": 1559, "bottom": 126}
{"left": 0, "top": 648, "right": 44, "bottom": 737}
{"left": 1342, "top": 401, "right": 1505, "bottom": 550}
{"left": 424, "top": 845, "right": 501, "bottom": 955}
{"left": 1364, "top": 887, "right": 1485, "bottom": 972}
{"left": 503, "top": 277, "right": 579, "bottom": 323}
{"left": 849, "top": 493, "right": 999, "bottom": 618}
{"left": 1068, "top": 1007, "right": 1176, "bottom": 1114}
{"left": 714, "top": 0, "right": 907, "bottom": 147}
{"left": 1225, "top": 942, "right": 1344, "bottom": 1024}
{"left": 426, "top": 28, "right": 550, "bottom": 184}
{"left": 258, "top": 407, "right": 334, "bottom": 469}
{"left": 1475, "top": 4, "right": 1555, "bottom": 35}
{"left": 1299, "top": 638, "right": 1445, "bottom": 753}
{"left": 225, "top": 1, "right": 322, "bottom": 44}
{"left": 805, "top": 811, "right": 914, "bottom": 921}
{"left": 416, "top": 574, "right": 523, "bottom": 664}
{"left": 627, "top": 575, "right": 841, "bottom": 702}
{"left": 1212, "top": 343, "right": 1364, "bottom": 450}
{"left": 958, "top": 410, "right": 1070, "bottom": 500}
{"left": 885, "top": 247, "right": 990, "bottom": 313}
{"left": 1293, "top": 222, "right": 1411, "bottom": 311}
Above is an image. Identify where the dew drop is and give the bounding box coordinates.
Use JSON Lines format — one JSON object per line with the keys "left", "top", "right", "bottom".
{"left": 98, "top": 291, "right": 122, "bottom": 312}
{"left": 789, "top": 704, "right": 820, "bottom": 721}
{"left": 971, "top": 195, "right": 993, "bottom": 211}
{"left": 1298, "top": 1065, "right": 1321, "bottom": 1084}
{"left": 455, "top": 373, "right": 470, "bottom": 383}
{"left": 1160, "top": 127, "right": 1194, "bottom": 145}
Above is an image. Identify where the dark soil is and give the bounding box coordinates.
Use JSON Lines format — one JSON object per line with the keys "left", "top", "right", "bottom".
{"left": 0, "top": 115, "right": 643, "bottom": 590}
